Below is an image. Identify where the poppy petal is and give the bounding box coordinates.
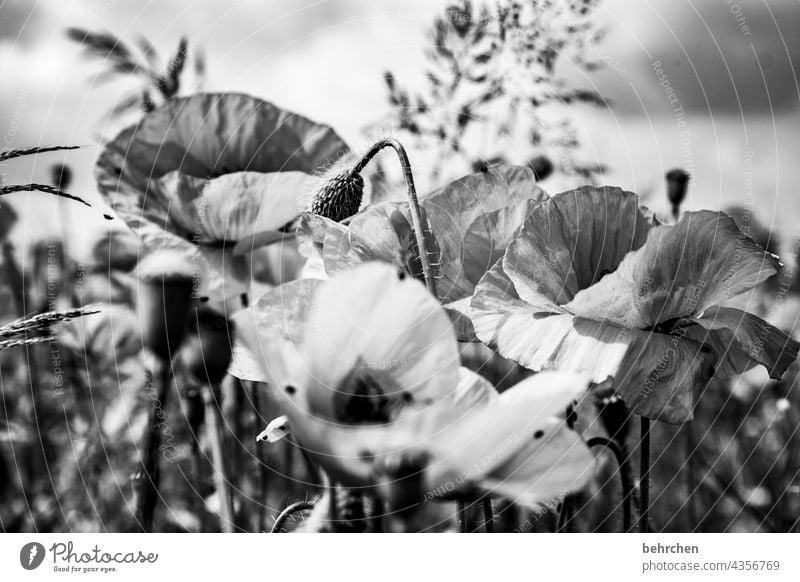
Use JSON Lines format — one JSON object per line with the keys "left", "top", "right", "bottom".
{"left": 471, "top": 262, "right": 712, "bottom": 422}
{"left": 480, "top": 418, "right": 595, "bottom": 510}
{"left": 421, "top": 164, "right": 546, "bottom": 302}
{"left": 503, "top": 186, "right": 653, "bottom": 306}
{"left": 230, "top": 278, "right": 323, "bottom": 382}
{"left": 679, "top": 306, "right": 799, "bottom": 379}
{"left": 568, "top": 211, "right": 781, "bottom": 328}
{"left": 425, "top": 372, "right": 590, "bottom": 490}
{"left": 302, "top": 263, "right": 460, "bottom": 420}
{"left": 155, "top": 170, "right": 310, "bottom": 242}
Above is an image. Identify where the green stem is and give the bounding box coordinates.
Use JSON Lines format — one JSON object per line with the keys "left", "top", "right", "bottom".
{"left": 353, "top": 138, "right": 437, "bottom": 296}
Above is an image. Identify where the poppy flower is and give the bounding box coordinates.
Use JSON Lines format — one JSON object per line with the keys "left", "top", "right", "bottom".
{"left": 95, "top": 92, "right": 350, "bottom": 300}
{"left": 232, "top": 262, "right": 595, "bottom": 513}
{"left": 469, "top": 186, "right": 800, "bottom": 423}
{"left": 296, "top": 163, "right": 547, "bottom": 337}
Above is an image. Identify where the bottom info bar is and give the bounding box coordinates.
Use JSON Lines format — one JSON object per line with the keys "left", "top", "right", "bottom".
{"left": 1, "top": 534, "right": 798, "bottom": 581}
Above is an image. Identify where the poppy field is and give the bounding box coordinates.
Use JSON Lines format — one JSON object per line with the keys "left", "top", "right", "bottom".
{"left": 1, "top": 0, "right": 800, "bottom": 536}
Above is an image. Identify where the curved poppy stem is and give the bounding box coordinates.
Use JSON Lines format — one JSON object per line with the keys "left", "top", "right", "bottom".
{"left": 639, "top": 417, "right": 651, "bottom": 532}
{"left": 271, "top": 500, "right": 315, "bottom": 533}
{"left": 352, "top": 139, "right": 437, "bottom": 296}
{"left": 587, "top": 437, "right": 633, "bottom": 532}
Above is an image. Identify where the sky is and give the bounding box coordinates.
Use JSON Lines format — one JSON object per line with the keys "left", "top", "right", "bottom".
{"left": 1, "top": 0, "right": 799, "bottom": 258}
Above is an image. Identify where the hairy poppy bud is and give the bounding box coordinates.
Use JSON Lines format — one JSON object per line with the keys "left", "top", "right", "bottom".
{"left": 666, "top": 168, "right": 690, "bottom": 210}
{"left": 308, "top": 168, "right": 364, "bottom": 222}
{"left": 182, "top": 307, "right": 234, "bottom": 385}
{"left": 136, "top": 250, "right": 194, "bottom": 361}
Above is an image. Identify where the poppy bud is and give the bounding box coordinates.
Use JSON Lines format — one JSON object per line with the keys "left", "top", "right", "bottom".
{"left": 50, "top": 163, "right": 73, "bottom": 191}
{"left": 528, "top": 155, "right": 554, "bottom": 181}
{"left": 665, "top": 168, "right": 690, "bottom": 210}
{"left": 308, "top": 168, "right": 364, "bottom": 223}
{"left": 181, "top": 307, "right": 234, "bottom": 385}
{"left": 136, "top": 250, "right": 194, "bottom": 361}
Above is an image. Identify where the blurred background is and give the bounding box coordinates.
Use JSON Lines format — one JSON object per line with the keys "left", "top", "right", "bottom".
{"left": 1, "top": 0, "right": 799, "bottom": 532}
{"left": 2, "top": 0, "right": 800, "bottom": 257}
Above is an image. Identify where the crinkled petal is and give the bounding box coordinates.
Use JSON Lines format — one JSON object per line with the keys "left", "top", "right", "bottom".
{"left": 471, "top": 262, "right": 712, "bottom": 422}
{"left": 678, "top": 306, "right": 799, "bottom": 379}
{"left": 155, "top": 170, "right": 311, "bottom": 242}
{"left": 230, "top": 278, "right": 323, "bottom": 382}
{"left": 421, "top": 165, "right": 546, "bottom": 302}
{"left": 567, "top": 211, "right": 781, "bottom": 328}
{"left": 504, "top": 186, "right": 653, "bottom": 306}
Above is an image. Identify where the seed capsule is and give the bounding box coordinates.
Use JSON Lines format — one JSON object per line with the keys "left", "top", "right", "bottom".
{"left": 308, "top": 168, "right": 364, "bottom": 222}
{"left": 665, "top": 168, "right": 690, "bottom": 208}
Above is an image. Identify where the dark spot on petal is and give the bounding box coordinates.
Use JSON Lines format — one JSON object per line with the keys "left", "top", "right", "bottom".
{"left": 401, "top": 392, "right": 413, "bottom": 403}
{"left": 103, "top": 214, "right": 114, "bottom": 221}
{"left": 199, "top": 296, "right": 210, "bottom": 303}
{"left": 533, "top": 430, "right": 545, "bottom": 440}
{"left": 397, "top": 269, "right": 406, "bottom": 280}
{"left": 285, "top": 385, "right": 297, "bottom": 395}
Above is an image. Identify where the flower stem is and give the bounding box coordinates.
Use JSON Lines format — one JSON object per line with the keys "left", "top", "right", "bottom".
{"left": 587, "top": 437, "right": 633, "bottom": 532}
{"left": 684, "top": 421, "right": 697, "bottom": 530}
{"left": 135, "top": 357, "right": 171, "bottom": 532}
{"left": 482, "top": 498, "right": 494, "bottom": 533}
{"left": 639, "top": 417, "right": 651, "bottom": 532}
{"left": 353, "top": 138, "right": 437, "bottom": 296}
{"left": 556, "top": 495, "right": 573, "bottom": 533}
{"left": 457, "top": 500, "right": 468, "bottom": 532}
{"left": 202, "top": 383, "right": 235, "bottom": 533}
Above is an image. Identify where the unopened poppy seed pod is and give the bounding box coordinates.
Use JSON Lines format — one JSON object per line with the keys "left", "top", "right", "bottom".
{"left": 528, "top": 155, "right": 554, "bottom": 182}
{"left": 136, "top": 250, "right": 195, "bottom": 361}
{"left": 182, "top": 307, "right": 234, "bottom": 385}
{"left": 665, "top": 168, "right": 690, "bottom": 208}
{"left": 308, "top": 159, "right": 365, "bottom": 222}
